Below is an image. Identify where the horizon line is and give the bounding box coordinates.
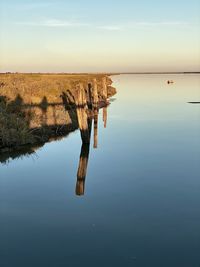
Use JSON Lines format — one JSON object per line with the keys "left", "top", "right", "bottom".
{"left": 0, "top": 71, "right": 200, "bottom": 75}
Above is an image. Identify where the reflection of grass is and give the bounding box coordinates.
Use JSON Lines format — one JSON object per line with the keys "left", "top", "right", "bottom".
{"left": 0, "top": 145, "right": 37, "bottom": 165}
{"left": 0, "top": 136, "right": 70, "bottom": 165}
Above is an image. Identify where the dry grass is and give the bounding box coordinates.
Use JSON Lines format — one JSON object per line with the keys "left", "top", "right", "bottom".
{"left": 0, "top": 73, "right": 114, "bottom": 104}
{"left": 0, "top": 97, "right": 35, "bottom": 148}
{"left": 0, "top": 73, "right": 116, "bottom": 150}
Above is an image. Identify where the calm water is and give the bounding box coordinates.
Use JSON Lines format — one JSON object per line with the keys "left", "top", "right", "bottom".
{"left": 1, "top": 74, "right": 200, "bottom": 267}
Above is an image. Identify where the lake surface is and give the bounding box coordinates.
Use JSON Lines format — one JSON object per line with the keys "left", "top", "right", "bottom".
{"left": 1, "top": 74, "right": 200, "bottom": 267}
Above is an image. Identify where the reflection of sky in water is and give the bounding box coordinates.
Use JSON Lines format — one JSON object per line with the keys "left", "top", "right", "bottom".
{"left": 112, "top": 74, "right": 200, "bottom": 121}
{"left": 0, "top": 75, "right": 200, "bottom": 267}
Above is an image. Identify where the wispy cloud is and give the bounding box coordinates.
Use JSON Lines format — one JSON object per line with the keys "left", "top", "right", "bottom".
{"left": 16, "top": 19, "right": 190, "bottom": 31}
{"left": 20, "top": 2, "right": 55, "bottom": 10}
{"left": 17, "top": 19, "right": 90, "bottom": 28}
{"left": 97, "top": 21, "right": 190, "bottom": 31}
{"left": 97, "top": 26, "right": 123, "bottom": 31}
{"left": 129, "top": 21, "right": 190, "bottom": 27}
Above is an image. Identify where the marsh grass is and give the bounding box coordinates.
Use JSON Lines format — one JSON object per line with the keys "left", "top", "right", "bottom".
{"left": 0, "top": 96, "right": 35, "bottom": 148}
{"left": 0, "top": 73, "right": 116, "bottom": 150}
{"left": 0, "top": 73, "right": 113, "bottom": 103}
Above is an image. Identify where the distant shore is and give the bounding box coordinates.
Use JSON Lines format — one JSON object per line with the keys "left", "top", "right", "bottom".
{"left": 0, "top": 71, "right": 200, "bottom": 75}
{"left": 114, "top": 72, "right": 200, "bottom": 75}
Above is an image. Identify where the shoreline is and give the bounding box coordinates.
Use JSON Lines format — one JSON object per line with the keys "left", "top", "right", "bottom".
{"left": 0, "top": 74, "right": 116, "bottom": 158}
{"left": 0, "top": 72, "right": 199, "bottom": 75}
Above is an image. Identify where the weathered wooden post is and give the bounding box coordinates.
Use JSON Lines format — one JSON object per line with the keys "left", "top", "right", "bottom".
{"left": 93, "top": 109, "right": 98, "bottom": 149}
{"left": 88, "top": 83, "right": 93, "bottom": 108}
{"left": 92, "top": 78, "right": 99, "bottom": 148}
{"left": 76, "top": 119, "right": 92, "bottom": 196}
{"left": 76, "top": 83, "right": 90, "bottom": 144}
{"left": 93, "top": 78, "right": 98, "bottom": 109}
{"left": 103, "top": 107, "right": 107, "bottom": 128}
{"left": 102, "top": 77, "right": 108, "bottom": 100}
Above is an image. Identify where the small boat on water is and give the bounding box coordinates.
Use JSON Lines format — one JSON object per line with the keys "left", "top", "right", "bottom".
{"left": 167, "top": 80, "right": 174, "bottom": 84}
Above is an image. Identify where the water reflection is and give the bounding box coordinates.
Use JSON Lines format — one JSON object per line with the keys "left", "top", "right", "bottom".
{"left": 93, "top": 109, "right": 99, "bottom": 149}
{"left": 1, "top": 74, "right": 200, "bottom": 267}
{"left": 0, "top": 103, "right": 109, "bottom": 197}
{"left": 75, "top": 107, "right": 108, "bottom": 195}
{"left": 76, "top": 117, "right": 92, "bottom": 196}
{"left": 76, "top": 143, "right": 91, "bottom": 196}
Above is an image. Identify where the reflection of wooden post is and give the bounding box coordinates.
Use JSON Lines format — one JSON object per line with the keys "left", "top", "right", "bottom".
{"left": 93, "top": 79, "right": 98, "bottom": 109}
{"left": 76, "top": 144, "right": 90, "bottom": 196}
{"left": 76, "top": 119, "right": 92, "bottom": 196}
{"left": 103, "top": 107, "right": 107, "bottom": 128}
{"left": 102, "top": 77, "right": 107, "bottom": 100}
{"left": 93, "top": 109, "right": 98, "bottom": 149}
{"left": 76, "top": 83, "right": 90, "bottom": 144}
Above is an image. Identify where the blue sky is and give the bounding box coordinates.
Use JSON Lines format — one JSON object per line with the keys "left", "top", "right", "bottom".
{"left": 0, "top": 0, "right": 200, "bottom": 72}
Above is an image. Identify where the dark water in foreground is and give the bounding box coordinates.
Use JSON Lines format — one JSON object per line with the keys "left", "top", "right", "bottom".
{"left": 1, "top": 74, "right": 200, "bottom": 267}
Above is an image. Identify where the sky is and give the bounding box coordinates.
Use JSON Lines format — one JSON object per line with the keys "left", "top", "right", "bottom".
{"left": 0, "top": 0, "right": 200, "bottom": 72}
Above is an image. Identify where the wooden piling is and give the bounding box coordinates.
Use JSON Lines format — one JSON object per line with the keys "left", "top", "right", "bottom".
{"left": 93, "top": 78, "right": 98, "bottom": 109}
{"left": 102, "top": 77, "right": 108, "bottom": 100}
{"left": 76, "top": 83, "right": 90, "bottom": 144}
{"left": 77, "top": 83, "right": 87, "bottom": 107}
{"left": 88, "top": 83, "right": 93, "bottom": 108}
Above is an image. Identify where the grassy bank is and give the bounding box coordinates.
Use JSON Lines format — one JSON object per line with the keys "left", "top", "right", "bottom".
{"left": 0, "top": 74, "right": 116, "bottom": 152}
{"left": 0, "top": 73, "right": 115, "bottom": 103}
